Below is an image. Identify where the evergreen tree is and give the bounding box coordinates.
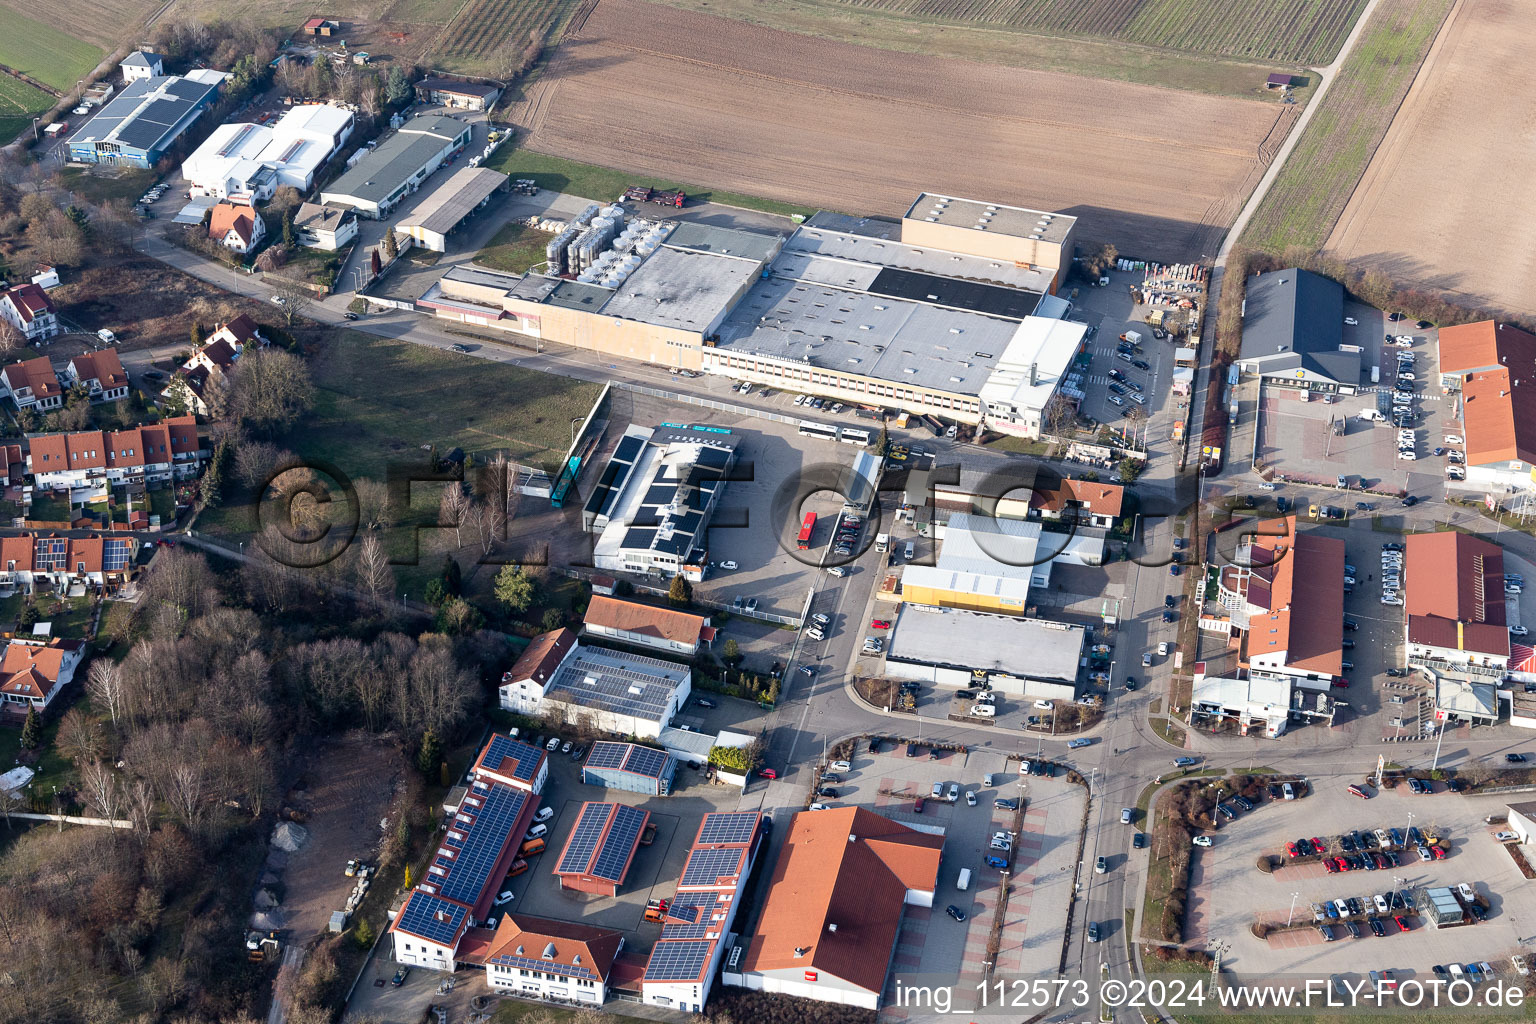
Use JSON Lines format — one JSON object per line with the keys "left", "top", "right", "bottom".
{"left": 19, "top": 705, "right": 39, "bottom": 749}
{"left": 382, "top": 229, "right": 398, "bottom": 260}
{"left": 354, "top": 917, "right": 376, "bottom": 949}
{"left": 441, "top": 554, "right": 462, "bottom": 597}
{"left": 417, "top": 729, "right": 442, "bottom": 777}
{"left": 282, "top": 211, "right": 294, "bottom": 248}
{"left": 190, "top": 322, "right": 204, "bottom": 349}
{"left": 668, "top": 573, "right": 692, "bottom": 606}
{"left": 403, "top": 864, "right": 414, "bottom": 889}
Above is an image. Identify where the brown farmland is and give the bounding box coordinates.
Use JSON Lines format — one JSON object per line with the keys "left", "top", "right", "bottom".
{"left": 512, "top": 0, "right": 1298, "bottom": 260}
{"left": 1327, "top": 0, "right": 1536, "bottom": 319}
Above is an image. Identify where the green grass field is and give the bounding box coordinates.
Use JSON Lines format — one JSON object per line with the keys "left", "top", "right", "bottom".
{"left": 0, "top": 9, "right": 102, "bottom": 92}
{"left": 0, "top": 74, "right": 55, "bottom": 145}
{"left": 485, "top": 146, "right": 816, "bottom": 220}
{"left": 196, "top": 331, "right": 601, "bottom": 541}
{"left": 476, "top": 222, "right": 556, "bottom": 275}
{"left": 1239, "top": 0, "right": 1454, "bottom": 254}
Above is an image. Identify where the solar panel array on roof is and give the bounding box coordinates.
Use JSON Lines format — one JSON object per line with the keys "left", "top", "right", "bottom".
{"left": 165, "top": 78, "right": 212, "bottom": 100}
{"left": 557, "top": 803, "right": 613, "bottom": 874}
{"left": 613, "top": 434, "right": 645, "bottom": 464}
{"left": 644, "top": 939, "right": 713, "bottom": 981}
{"left": 681, "top": 846, "right": 745, "bottom": 887}
{"left": 590, "top": 805, "right": 647, "bottom": 880}
{"left": 622, "top": 745, "right": 670, "bottom": 779}
{"left": 659, "top": 892, "right": 715, "bottom": 938}
{"left": 487, "top": 952, "right": 599, "bottom": 981}
{"left": 35, "top": 538, "right": 65, "bottom": 572}
{"left": 103, "top": 539, "right": 132, "bottom": 572}
{"left": 479, "top": 733, "right": 542, "bottom": 781}
{"left": 696, "top": 812, "right": 760, "bottom": 846}
{"left": 584, "top": 741, "right": 629, "bottom": 771}
{"left": 397, "top": 892, "right": 467, "bottom": 946}
{"left": 433, "top": 783, "right": 526, "bottom": 905}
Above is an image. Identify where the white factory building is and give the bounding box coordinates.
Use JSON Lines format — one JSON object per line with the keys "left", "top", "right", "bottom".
{"left": 883, "top": 605, "right": 1086, "bottom": 701}
{"left": 498, "top": 627, "right": 692, "bottom": 739}
{"left": 182, "top": 104, "right": 355, "bottom": 200}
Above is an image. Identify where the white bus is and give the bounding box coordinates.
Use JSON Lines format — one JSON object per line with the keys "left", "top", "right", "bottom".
{"left": 798, "top": 420, "right": 838, "bottom": 442}
{"left": 839, "top": 427, "right": 871, "bottom": 447}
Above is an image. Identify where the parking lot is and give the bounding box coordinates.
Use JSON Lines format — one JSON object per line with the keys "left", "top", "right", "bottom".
{"left": 1185, "top": 779, "right": 1535, "bottom": 984}
{"left": 1254, "top": 302, "right": 1458, "bottom": 498}
{"left": 793, "top": 743, "right": 1084, "bottom": 1003}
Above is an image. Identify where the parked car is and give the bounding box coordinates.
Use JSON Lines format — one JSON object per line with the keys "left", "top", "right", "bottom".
{"left": 1192, "top": 835, "right": 1213, "bottom": 848}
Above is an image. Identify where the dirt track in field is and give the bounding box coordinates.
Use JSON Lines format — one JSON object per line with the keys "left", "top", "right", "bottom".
{"left": 1327, "top": 0, "right": 1536, "bottom": 319}
{"left": 509, "top": 0, "right": 1298, "bottom": 260}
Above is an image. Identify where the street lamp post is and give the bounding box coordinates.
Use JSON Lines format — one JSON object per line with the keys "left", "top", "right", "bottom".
{"left": 1287, "top": 890, "right": 1300, "bottom": 927}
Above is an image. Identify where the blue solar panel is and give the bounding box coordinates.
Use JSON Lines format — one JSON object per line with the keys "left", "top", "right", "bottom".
{"left": 590, "top": 806, "right": 647, "bottom": 881}
{"left": 643, "top": 939, "right": 713, "bottom": 981}
{"left": 585, "top": 742, "right": 629, "bottom": 771}
{"left": 397, "top": 892, "right": 467, "bottom": 946}
{"left": 659, "top": 893, "right": 715, "bottom": 939}
{"left": 435, "top": 784, "right": 527, "bottom": 905}
{"left": 480, "top": 734, "right": 542, "bottom": 781}
{"left": 622, "top": 745, "right": 670, "bottom": 779}
{"left": 681, "top": 847, "right": 744, "bottom": 887}
{"left": 696, "top": 812, "right": 759, "bottom": 846}
{"left": 488, "top": 953, "right": 598, "bottom": 981}
{"left": 104, "top": 539, "right": 131, "bottom": 572}
{"left": 558, "top": 803, "right": 613, "bottom": 874}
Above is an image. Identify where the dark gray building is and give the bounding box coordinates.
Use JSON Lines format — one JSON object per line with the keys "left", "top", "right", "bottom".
{"left": 1237, "top": 268, "right": 1359, "bottom": 393}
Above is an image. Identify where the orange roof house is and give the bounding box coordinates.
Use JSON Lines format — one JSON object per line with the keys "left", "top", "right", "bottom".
{"left": 1030, "top": 477, "right": 1125, "bottom": 524}
{"left": 1437, "top": 321, "right": 1536, "bottom": 468}
{"left": 740, "top": 807, "right": 943, "bottom": 1009}
{"left": 208, "top": 200, "right": 266, "bottom": 254}
{"left": 67, "top": 350, "right": 129, "bottom": 401}
{"left": 0, "top": 638, "right": 86, "bottom": 713}
{"left": 1, "top": 356, "right": 63, "bottom": 410}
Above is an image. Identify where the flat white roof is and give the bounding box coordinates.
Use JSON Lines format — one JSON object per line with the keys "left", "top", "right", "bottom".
{"left": 887, "top": 605, "right": 1083, "bottom": 681}
{"left": 1191, "top": 674, "right": 1292, "bottom": 713}
{"left": 904, "top": 194, "right": 1076, "bottom": 245}
{"left": 937, "top": 512, "right": 1048, "bottom": 581}
{"left": 902, "top": 564, "right": 1031, "bottom": 604}
{"left": 979, "top": 317, "right": 1089, "bottom": 414}
{"left": 182, "top": 104, "right": 352, "bottom": 190}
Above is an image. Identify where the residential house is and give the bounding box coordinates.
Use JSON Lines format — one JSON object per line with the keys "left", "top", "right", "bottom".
{"left": 0, "top": 357, "right": 63, "bottom": 411}
{"left": 27, "top": 415, "right": 203, "bottom": 491}
{"left": 65, "top": 350, "right": 130, "bottom": 404}
{"left": 293, "top": 202, "right": 358, "bottom": 251}
{"left": 119, "top": 51, "right": 164, "bottom": 81}
{"left": 414, "top": 77, "right": 502, "bottom": 110}
{"left": 209, "top": 200, "right": 266, "bottom": 254}
{"left": 165, "top": 332, "right": 249, "bottom": 415}
{"left": 0, "top": 284, "right": 60, "bottom": 342}
{"left": 582, "top": 596, "right": 715, "bottom": 657}
{"left": 1029, "top": 477, "right": 1125, "bottom": 529}
{"left": 0, "top": 637, "right": 86, "bottom": 718}
{"left": 29, "top": 533, "right": 137, "bottom": 590}
{"left": 0, "top": 535, "right": 32, "bottom": 591}
{"left": 482, "top": 916, "right": 624, "bottom": 1004}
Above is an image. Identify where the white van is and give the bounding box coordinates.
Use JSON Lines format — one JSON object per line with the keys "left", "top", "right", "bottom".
{"left": 969, "top": 704, "right": 996, "bottom": 718}
{"left": 957, "top": 867, "right": 972, "bottom": 891}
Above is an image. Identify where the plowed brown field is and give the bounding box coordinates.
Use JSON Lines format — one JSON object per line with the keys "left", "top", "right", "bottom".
{"left": 1327, "top": 0, "right": 1536, "bottom": 319}
{"left": 511, "top": 0, "right": 1298, "bottom": 260}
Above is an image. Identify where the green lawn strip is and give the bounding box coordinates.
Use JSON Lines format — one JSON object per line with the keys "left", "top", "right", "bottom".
{"left": 1239, "top": 0, "right": 1455, "bottom": 253}
{"left": 484, "top": 146, "right": 816, "bottom": 220}
{"left": 983, "top": 435, "right": 1052, "bottom": 456}
{"left": 476, "top": 221, "right": 556, "bottom": 274}
{"left": 0, "top": 9, "right": 102, "bottom": 91}
{"left": 28, "top": 492, "right": 71, "bottom": 523}
{"left": 0, "top": 75, "right": 54, "bottom": 145}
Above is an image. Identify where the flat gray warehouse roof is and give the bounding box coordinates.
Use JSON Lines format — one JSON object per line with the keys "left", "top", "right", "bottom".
{"left": 787, "top": 225, "right": 1055, "bottom": 293}
{"left": 601, "top": 245, "right": 761, "bottom": 332}
{"left": 904, "top": 194, "right": 1076, "bottom": 245}
{"left": 713, "top": 275, "right": 1021, "bottom": 394}
{"left": 398, "top": 166, "right": 507, "bottom": 236}
{"left": 887, "top": 606, "right": 1084, "bottom": 682}
{"left": 664, "top": 221, "right": 784, "bottom": 264}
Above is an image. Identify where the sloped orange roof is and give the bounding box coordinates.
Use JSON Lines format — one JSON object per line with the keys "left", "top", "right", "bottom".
{"left": 3, "top": 357, "right": 61, "bottom": 399}
{"left": 584, "top": 595, "right": 708, "bottom": 646}
{"left": 0, "top": 535, "right": 32, "bottom": 571}
{"left": 0, "top": 640, "right": 75, "bottom": 700}
{"left": 1246, "top": 516, "right": 1344, "bottom": 675}
{"left": 1031, "top": 477, "right": 1125, "bottom": 518}
{"left": 484, "top": 914, "right": 623, "bottom": 983}
{"left": 209, "top": 202, "right": 258, "bottom": 245}
{"left": 1437, "top": 321, "right": 1536, "bottom": 467}
{"left": 743, "top": 807, "right": 942, "bottom": 995}
{"left": 506, "top": 627, "right": 576, "bottom": 686}
{"left": 70, "top": 350, "right": 127, "bottom": 392}
{"left": 1405, "top": 532, "right": 1508, "bottom": 657}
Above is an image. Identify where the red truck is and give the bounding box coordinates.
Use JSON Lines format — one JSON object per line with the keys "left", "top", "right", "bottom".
{"left": 623, "top": 185, "right": 685, "bottom": 207}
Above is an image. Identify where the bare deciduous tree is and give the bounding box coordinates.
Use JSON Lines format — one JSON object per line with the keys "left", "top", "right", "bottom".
{"left": 438, "top": 482, "right": 472, "bottom": 549}
{"left": 80, "top": 760, "right": 123, "bottom": 821}
{"left": 271, "top": 280, "right": 312, "bottom": 327}
{"left": 229, "top": 347, "right": 315, "bottom": 437}
{"left": 357, "top": 528, "right": 393, "bottom": 603}
{"left": 87, "top": 658, "right": 125, "bottom": 726}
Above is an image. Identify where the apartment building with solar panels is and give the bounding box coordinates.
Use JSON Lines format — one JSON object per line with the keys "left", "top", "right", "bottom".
{"left": 641, "top": 812, "right": 762, "bottom": 1014}
{"left": 389, "top": 734, "right": 547, "bottom": 970}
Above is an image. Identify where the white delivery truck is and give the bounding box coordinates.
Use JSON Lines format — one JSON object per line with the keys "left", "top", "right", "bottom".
{"left": 957, "top": 867, "right": 972, "bottom": 891}
{"left": 875, "top": 532, "right": 890, "bottom": 552}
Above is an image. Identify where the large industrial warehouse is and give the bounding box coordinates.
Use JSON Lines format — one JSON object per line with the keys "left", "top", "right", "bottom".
{"left": 320, "top": 114, "right": 472, "bottom": 218}
{"left": 67, "top": 70, "right": 227, "bottom": 167}
{"left": 181, "top": 103, "right": 355, "bottom": 199}
{"left": 419, "top": 194, "right": 1086, "bottom": 436}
